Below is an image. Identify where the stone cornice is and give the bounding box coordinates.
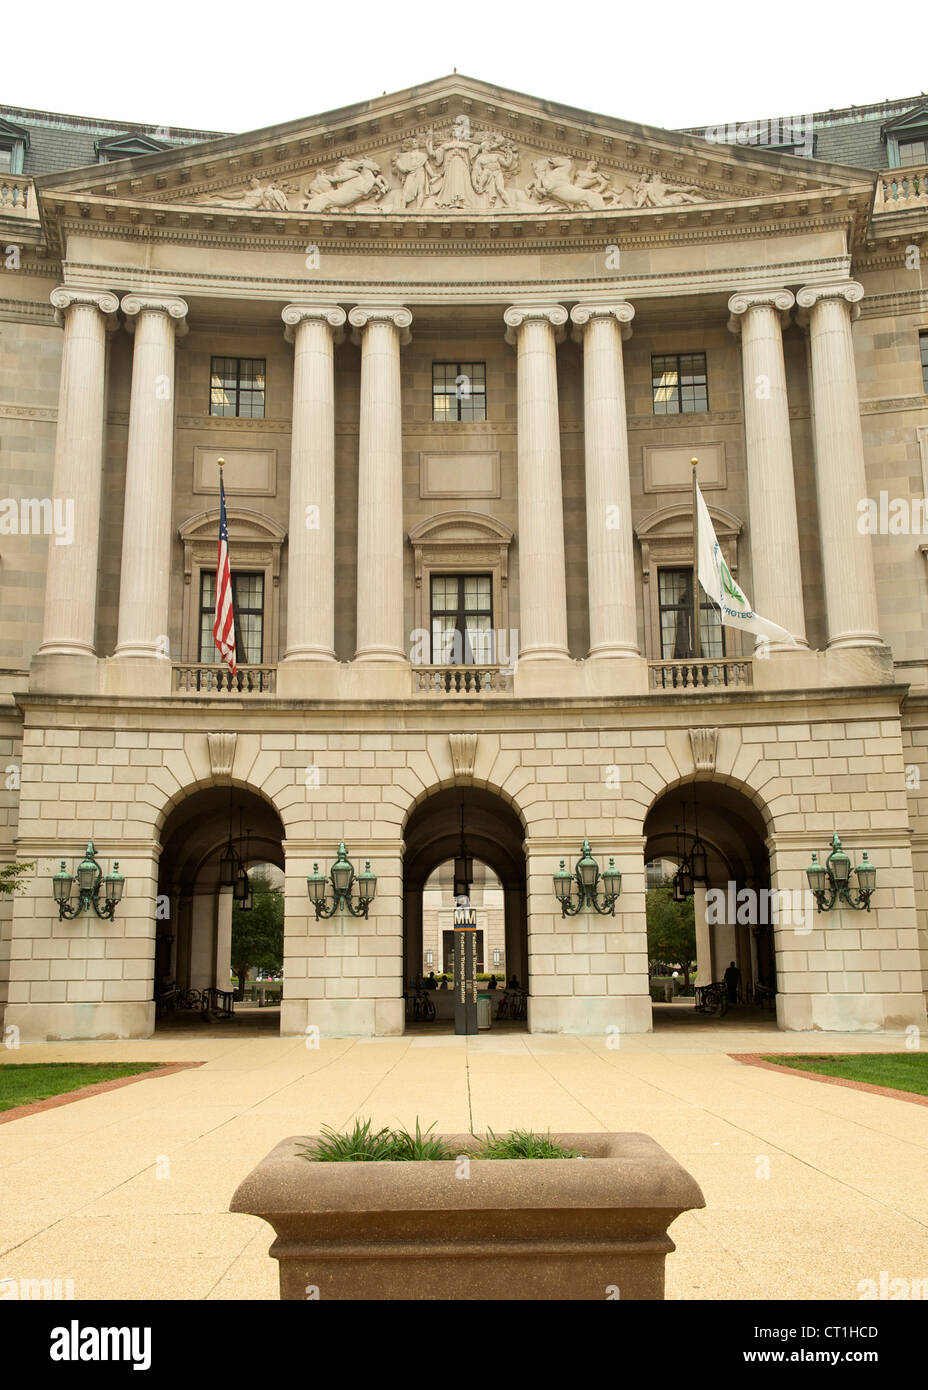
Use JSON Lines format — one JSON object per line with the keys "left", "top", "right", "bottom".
{"left": 41, "top": 194, "right": 866, "bottom": 265}
{"left": 0, "top": 297, "right": 56, "bottom": 325}
{"left": 59, "top": 254, "right": 853, "bottom": 306}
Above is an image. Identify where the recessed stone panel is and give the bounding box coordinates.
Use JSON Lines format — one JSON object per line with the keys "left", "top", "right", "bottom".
{"left": 643, "top": 443, "right": 726, "bottom": 493}
{"left": 193, "top": 446, "right": 277, "bottom": 497}
{"left": 420, "top": 451, "right": 500, "bottom": 499}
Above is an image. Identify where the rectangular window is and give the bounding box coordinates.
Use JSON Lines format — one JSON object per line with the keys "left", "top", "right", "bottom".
{"left": 921, "top": 331, "right": 928, "bottom": 393}
{"left": 658, "top": 567, "right": 723, "bottom": 659}
{"left": 432, "top": 362, "right": 487, "bottom": 421}
{"left": 652, "top": 352, "right": 708, "bottom": 415}
{"left": 199, "top": 570, "right": 265, "bottom": 664}
{"left": 0, "top": 147, "right": 12, "bottom": 173}
{"left": 430, "top": 573, "right": 493, "bottom": 663}
{"left": 209, "top": 356, "right": 266, "bottom": 418}
{"left": 898, "top": 139, "right": 928, "bottom": 168}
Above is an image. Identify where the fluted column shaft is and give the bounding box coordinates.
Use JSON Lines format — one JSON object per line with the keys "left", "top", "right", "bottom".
{"left": 39, "top": 289, "right": 118, "bottom": 657}
{"left": 797, "top": 282, "right": 881, "bottom": 648}
{"left": 570, "top": 303, "right": 639, "bottom": 657}
{"left": 282, "top": 305, "right": 346, "bottom": 661}
{"left": 349, "top": 306, "right": 411, "bottom": 661}
{"left": 504, "top": 305, "right": 570, "bottom": 660}
{"left": 115, "top": 295, "right": 188, "bottom": 659}
{"left": 728, "top": 290, "right": 807, "bottom": 648}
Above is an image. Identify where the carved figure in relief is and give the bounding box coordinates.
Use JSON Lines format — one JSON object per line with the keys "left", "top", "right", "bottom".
{"left": 526, "top": 155, "right": 621, "bottom": 210}
{"left": 392, "top": 138, "right": 440, "bottom": 209}
{"left": 631, "top": 170, "right": 704, "bottom": 206}
{"left": 201, "top": 177, "right": 292, "bottom": 211}
{"left": 427, "top": 126, "right": 480, "bottom": 208}
{"left": 472, "top": 134, "right": 519, "bottom": 208}
{"left": 301, "top": 156, "right": 389, "bottom": 212}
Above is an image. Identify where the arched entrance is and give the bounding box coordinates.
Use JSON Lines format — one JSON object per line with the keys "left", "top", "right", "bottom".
{"left": 155, "top": 785, "right": 285, "bottom": 1031}
{"left": 403, "top": 787, "right": 527, "bottom": 1032}
{"left": 644, "top": 778, "right": 778, "bottom": 1025}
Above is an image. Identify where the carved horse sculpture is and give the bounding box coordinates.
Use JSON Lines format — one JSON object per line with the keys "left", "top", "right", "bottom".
{"left": 526, "top": 156, "right": 620, "bottom": 211}
{"left": 302, "top": 157, "right": 389, "bottom": 213}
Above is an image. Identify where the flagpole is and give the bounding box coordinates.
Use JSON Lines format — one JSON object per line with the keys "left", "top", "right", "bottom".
{"left": 691, "top": 456, "right": 701, "bottom": 660}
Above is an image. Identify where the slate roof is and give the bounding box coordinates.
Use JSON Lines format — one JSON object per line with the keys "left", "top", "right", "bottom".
{"left": 677, "top": 95, "right": 928, "bottom": 169}
{"left": 4, "top": 91, "right": 926, "bottom": 178}
{"left": 0, "top": 104, "right": 227, "bottom": 177}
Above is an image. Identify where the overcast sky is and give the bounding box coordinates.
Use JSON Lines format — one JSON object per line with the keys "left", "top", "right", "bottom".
{"left": 10, "top": 0, "right": 927, "bottom": 136}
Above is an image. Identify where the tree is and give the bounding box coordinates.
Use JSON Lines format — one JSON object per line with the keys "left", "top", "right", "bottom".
{"left": 231, "top": 869, "right": 283, "bottom": 998}
{"left": 0, "top": 861, "right": 34, "bottom": 896}
{"left": 646, "top": 878, "right": 696, "bottom": 987}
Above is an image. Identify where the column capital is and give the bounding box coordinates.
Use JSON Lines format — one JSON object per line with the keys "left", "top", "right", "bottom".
{"left": 50, "top": 287, "right": 119, "bottom": 328}
{"left": 120, "top": 294, "right": 189, "bottom": 337}
{"left": 570, "top": 301, "right": 635, "bottom": 343}
{"left": 727, "top": 288, "right": 794, "bottom": 334}
{"left": 795, "top": 280, "right": 864, "bottom": 326}
{"left": 282, "top": 303, "right": 347, "bottom": 344}
{"left": 348, "top": 305, "right": 412, "bottom": 345}
{"left": 503, "top": 303, "right": 568, "bottom": 345}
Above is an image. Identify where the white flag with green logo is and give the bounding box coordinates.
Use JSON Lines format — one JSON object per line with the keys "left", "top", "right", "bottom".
{"left": 695, "top": 483, "right": 794, "bottom": 646}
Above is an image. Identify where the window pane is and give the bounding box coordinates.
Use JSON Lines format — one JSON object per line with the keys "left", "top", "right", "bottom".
{"left": 0, "top": 147, "right": 12, "bottom": 173}
{"left": 432, "top": 362, "right": 487, "bottom": 421}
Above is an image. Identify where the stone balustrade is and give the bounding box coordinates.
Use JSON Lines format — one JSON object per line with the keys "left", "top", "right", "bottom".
{"left": 873, "top": 167, "right": 928, "bottom": 212}
{"left": 0, "top": 176, "right": 36, "bottom": 218}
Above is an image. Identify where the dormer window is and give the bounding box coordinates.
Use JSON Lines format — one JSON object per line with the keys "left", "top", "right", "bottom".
{"left": 95, "top": 134, "right": 171, "bottom": 164}
{"left": 898, "top": 139, "right": 928, "bottom": 168}
{"left": 0, "top": 118, "right": 28, "bottom": 175}
{"left": 883, "top": 105, "right": 928, "bottom": 169}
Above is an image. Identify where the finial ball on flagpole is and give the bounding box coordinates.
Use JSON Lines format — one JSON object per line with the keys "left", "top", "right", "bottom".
{"left": 218, "top": 456, "right": 225, "bottom": 468}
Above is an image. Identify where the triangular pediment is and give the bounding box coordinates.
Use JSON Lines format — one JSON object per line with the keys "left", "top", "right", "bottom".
{"left": 882, "top": 103, "right": 928, "bottom": 135}
{"left": 36, "top": 73, "right": 875, "bottom": 227}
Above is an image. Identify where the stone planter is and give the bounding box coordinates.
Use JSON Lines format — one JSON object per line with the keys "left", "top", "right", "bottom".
{"left": 230, "top": 1131, "right": 705, "bottom": 1300}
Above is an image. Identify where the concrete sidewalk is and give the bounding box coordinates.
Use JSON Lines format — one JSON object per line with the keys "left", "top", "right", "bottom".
{"left": 1, "top": 1024, "right": 926, "bottom": 1300}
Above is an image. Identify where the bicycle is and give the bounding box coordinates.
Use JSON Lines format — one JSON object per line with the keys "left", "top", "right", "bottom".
{"left": 412, "top": 988, "right": 436, "bottom": 1022}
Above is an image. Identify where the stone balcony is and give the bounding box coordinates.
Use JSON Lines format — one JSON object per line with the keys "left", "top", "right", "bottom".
{"left": 0, "top": 176, "right": 40, "bottom": 233}
{"left": 873, "top": 167, "right": 928, "bottom": 214}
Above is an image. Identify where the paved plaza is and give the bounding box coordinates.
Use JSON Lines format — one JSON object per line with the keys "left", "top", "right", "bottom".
{"left": 2, "top": 1012, "right": 927, "bottom": 1300}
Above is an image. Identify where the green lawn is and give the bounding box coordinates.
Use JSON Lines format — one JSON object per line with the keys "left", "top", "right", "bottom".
{"left": 761, "top": 1053, "right": 928, "bottom": 1097}
{"left": 0, "top": 1062, "right": 162, "bottom": 1112}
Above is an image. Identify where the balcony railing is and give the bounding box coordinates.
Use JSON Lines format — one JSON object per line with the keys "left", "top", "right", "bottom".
{"left": 173, "top": 664, "right": 276, "bottom": 694}
{"left": 413, "top": 664, "right": 514, "bottom": 695}
{"left": 873, "top": 167, "right": 928, "bottom": 213}
{"left": 0, "top": 177, "right": 37, "bottom": 219}
{"left": 649, "top": 658, "right": 752, "bottom": 690}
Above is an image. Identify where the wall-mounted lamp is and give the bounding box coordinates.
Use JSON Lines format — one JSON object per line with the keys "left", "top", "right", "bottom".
{"left": 553, "top": 838, "right": 621, "bottom": 917}
{"left": 307, "top": 841, "right": 377, "bottom": 919}
{"left": 52, "top": 842, "right": 123, "bottom": 920}
{"left": 806, "top": 833, "right": 876, "bottom": 913}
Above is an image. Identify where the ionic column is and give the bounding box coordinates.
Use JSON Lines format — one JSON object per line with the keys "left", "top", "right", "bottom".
{"left": 115, "top": 295, "right": 188, "bottom": 659}
{"left": 38, "top": 288, "right": 119, "bottom": 657}
{"left": 570, "top": 302, "right": 639, "bottom": 658}
{"left": 503, "top": 304, "right": 570, "bottom": 660}
{"left": 796, "top": 282, "right": 881, "bottom": 648}
{"left": 727, "top": 290, "right": 808, "bottom": 649}
{"left": 348, "top": 306, "right": 411, "bottom": 662}
{"left": 281, "top": 305, "right": 347, "bottom": 661}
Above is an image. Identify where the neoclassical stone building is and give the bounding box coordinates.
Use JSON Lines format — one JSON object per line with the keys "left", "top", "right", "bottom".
{"left": 1, "top": 75, "right": 927, "bottom": 1040}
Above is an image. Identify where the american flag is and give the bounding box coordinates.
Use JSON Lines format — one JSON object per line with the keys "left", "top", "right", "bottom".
{"left": 212, "top": 470, "right": 237, "bottom": 676}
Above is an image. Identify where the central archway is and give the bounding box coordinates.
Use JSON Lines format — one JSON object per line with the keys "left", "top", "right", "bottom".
{"left": 156, "top": 785, "right": 285, "bottom": 1031}
{"left": 403, "top": 786, "right": 528, "bottom": 1031}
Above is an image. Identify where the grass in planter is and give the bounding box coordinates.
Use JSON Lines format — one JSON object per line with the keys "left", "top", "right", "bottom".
{"left": 475, "top": 1128, "right": 581, "bottom": 1159}
{"left": 299, "top": 1117, "right": 455, "bottom": 1162}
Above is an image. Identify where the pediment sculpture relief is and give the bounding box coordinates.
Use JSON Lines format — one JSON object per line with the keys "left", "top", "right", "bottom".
{"left": 188, "top": 122, "right": 717, "bottom": 215}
